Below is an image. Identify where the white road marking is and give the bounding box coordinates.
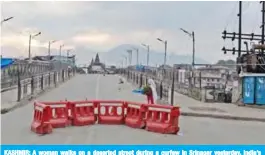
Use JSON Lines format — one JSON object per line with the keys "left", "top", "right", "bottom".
{"left": 95, "top": 75, "right": 101, "bottom": 99}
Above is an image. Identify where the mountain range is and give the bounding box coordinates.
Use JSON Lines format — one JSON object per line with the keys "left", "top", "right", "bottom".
{"left": 99, "top": 44, "right": 209, "bottom": 66}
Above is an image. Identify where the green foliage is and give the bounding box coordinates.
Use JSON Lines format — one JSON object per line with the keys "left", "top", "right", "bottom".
{"left": 216, "top": 59, "right": 236, "bottom": 65}
{"left": 216, "top": 59, "right": 236, "bottom": 69}
{"left": 143, "top": 85, "right": 151, "bottom": 95}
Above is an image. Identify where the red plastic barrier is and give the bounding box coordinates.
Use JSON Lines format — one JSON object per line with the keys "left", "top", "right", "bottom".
{"left": 42, "top": 101, "right": 70, "bottom": 128}
{"left": 145, "top": 104, "right": 180, "bottom": 134}
{"left": 31, "top": 102, "right": 52, "bottom": 134}
{"left": 96, "top": 100, "right": 125, "bottom": 124}
{"left": 124, "top": 102, "right": 147, "bottom": 129}
{"left": 70, "top": 100, "right": 97, "bottom": 126}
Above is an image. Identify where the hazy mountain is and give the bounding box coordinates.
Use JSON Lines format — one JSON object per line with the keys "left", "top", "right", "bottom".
{"left": 100, "top": 44, "right": 209, "bottom": 66}
{"left": 2, "top": 44, "right": 209, "bottom": 67}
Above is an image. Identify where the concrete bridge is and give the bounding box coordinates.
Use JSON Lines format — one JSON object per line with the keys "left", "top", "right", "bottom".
{"left": 1, "top": 73, "right": 265, "bottom": 144}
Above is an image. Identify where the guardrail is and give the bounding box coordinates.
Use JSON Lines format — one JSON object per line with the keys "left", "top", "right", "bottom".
{"left": 1, "top": 60, "right": 75, "bottom": 89}
{"left": 119, "top": 69, "right": 229, "bottom": 104}
{"left": 1, "top": 69, "right": 76, "bottom": 109}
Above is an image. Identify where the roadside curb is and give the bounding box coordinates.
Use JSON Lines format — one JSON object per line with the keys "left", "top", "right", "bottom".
{"left": 180, "top": 111, "right": 265, "bottom": 122}
{"left": 1, "top": 76, "right": 74, "bottom": 115}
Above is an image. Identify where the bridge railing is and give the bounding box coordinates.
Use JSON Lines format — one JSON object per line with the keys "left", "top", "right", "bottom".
{"left": 1, "top": 68, "right": 76, "bottom": 113}
{"left": 119, "top": 68, "right": 227, "bottom": 104}
{"left": 1, "top": 60, "right": 73, "bottom": 89}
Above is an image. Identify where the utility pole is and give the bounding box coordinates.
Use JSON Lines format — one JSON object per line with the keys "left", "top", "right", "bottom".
{"left": 122, "top": 55, "right": 127, "bottom": 67}
{"left": 132, "top": 47, "right": 139, "bottom": 65}
{"left": 48, "top": 40, "right": 57, "bottom": 57}
{"left": 238, "top": 1, "right": 242, "bottom": 57}
{"left": 28, "top": 32, "right": 41, "bottom": 62}
{"left": 48, "top": 41, "right": 50, "bottom": 57}
{"left": 180, "top": 28, "right": 195, "bottom": 67}
{"left": 127, "top": 50, "right": 132, "bottom": 66}
{"left": 222, "top": 1, "right": 265, "bottom": 74}
{"left": 1, "top": 16, "right": 14, "bottom": 24}
{"left": 59, "top": 44, "right": 64, "bottom": 57}
{"left": 261, "top": 1, "right": 265, "bottom": 54}
{"left": 157, "top": 38, "right": 167, "bottom": 66}
{"left": 222, "top": 2, "right": 263, "bottom": 55}
{"left": 141, "top": 44, "right": 150, "bottom": 67}
{"left": 59, "top": 44, "right": 64, "bottom": 69}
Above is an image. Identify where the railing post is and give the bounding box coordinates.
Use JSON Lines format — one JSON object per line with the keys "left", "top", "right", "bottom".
{"left": 199, "top": 71, "right": 202, "bottom": 101}
{"left": 31, "top": 76, "right": 34, "bottom": 96}
{"left": 170, "top": 70, "right": 175, "bottom": 106}
{"left": 160, "top": 81, "right": 163, "bottom": 100}
{"left": 48, "top": 72, "right": 51, "bottom": 87}
{"left": 136, "top": 74, "right": 138, "bottom": 85}
{"left": 140, "top": 73, "right": 143, "bottom": 88}
{"left": 54, "top": 71, "right": 57, "bottom": 87}
{"left": 17, "top": 71, "right": 21, "bottom": 102}
{"left": 62, "top": 70, "right": 65, "bottom": 82}
{"left": 41, "top": 74, "right": 44, "bottom": 90}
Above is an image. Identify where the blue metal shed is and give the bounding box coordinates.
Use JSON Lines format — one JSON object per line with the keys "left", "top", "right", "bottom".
{"left": 255, "top": 76, "right": 265, "bottom": 105}
{"left": 241, "top": 73, "right": 265, "bottom": 105}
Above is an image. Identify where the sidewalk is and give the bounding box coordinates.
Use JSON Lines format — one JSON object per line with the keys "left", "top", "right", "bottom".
{"left": 169, "top": 92, "right": 265, "bottom": 122}
{"left": 120, "top": 75, "right": 265, "bottom": 122}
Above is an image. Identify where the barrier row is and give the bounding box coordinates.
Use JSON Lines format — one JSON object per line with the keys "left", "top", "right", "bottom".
{"left": 31, "top": 100, "right": 180, "bottom": 135}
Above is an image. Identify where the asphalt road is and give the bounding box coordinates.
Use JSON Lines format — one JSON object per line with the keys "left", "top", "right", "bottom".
{"left": 1, "top": 74, "right": 265, "bottom": 144}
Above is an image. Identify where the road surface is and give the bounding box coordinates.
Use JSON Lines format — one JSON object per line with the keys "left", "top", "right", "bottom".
{"left": 2, "top": 74, "right": 265, "bottom": 144}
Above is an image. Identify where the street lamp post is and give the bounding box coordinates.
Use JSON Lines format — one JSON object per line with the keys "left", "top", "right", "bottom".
{"left": 132, "top": 47, "right": 139, "bottom": 65}
{"left": 1, "top": 16, "right": 14, "bottom": 24}
{"left": 28, "top": 32, "right": 41, "bottom": 62}
{"left": 126, "top": 50, "right": 132, "bottom": 66}
{"left": 122, "top": 55, "right": 127, "bottom": 67}
{"left": 59, "top": 44, "right": 65, "bottom": 68}
{"left": 141, "top": 43, "right": 150, "bottom": 67}
{"left": 59, "top": 44, "right": 64, "bottom": 58}
{"left": 157, "top": 38, "right": 167, "bottom": 66}
{"left": 48, "top": 40, "right": 57, "bottom": 57}
{"left": 180, "top": 28, "right": 195, "bottom": 67}
{"left": 66, "top": 49, "right": 73, "bottom": 58}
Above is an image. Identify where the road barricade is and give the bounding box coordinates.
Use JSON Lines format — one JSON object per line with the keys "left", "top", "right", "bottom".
{"left": 31, "top": 102, "right": 52, "bottom": 134}
{"left": 96, "top": 100, "right": 125, "bottom": 124}
{"left": 124, "top": 102, "right": 147, "bottom": 129}
{"left": 42, "top": 101, "right": 70, "bottom": 128}
{"left": 145, "top": 104, "right": 180, "bottom": 134}
{"left": 70, "top": 100, "right": 97, "bottom": 126}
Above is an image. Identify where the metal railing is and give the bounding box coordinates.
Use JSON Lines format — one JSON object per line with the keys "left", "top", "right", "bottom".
{"left": 1, "top": 60, "right": 73, "bottom": 89}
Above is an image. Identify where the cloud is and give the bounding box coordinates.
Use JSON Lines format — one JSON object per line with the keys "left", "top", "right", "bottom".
{"left": 1, "top": 1, "right": 262, "bottom": 63}
{"left": 72, "top": 31, "right": 111, "bottom": 45}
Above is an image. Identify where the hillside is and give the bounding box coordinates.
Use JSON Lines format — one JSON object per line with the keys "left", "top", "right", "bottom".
{"left": 100, "top": 44, "right": 209, "bottom": 66}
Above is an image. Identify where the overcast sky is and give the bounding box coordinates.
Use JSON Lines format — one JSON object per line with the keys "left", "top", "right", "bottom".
{"left": 1, "top": 1, "right": 262, "bottom": 63}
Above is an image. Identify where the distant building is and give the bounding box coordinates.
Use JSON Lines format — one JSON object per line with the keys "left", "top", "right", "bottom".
{"left": 87, "top": 53, "right": 106, "bottom": 73}
{"left": 24, "top": 55, "right": 76, "bottom": 67}
{"left": 194, "top": 66, "right": 236, "bottom": 89}
{"left": 173, "top": 64, "right": 192, "bottom": 70}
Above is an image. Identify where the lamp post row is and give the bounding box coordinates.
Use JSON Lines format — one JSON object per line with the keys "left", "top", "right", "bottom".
{"left": 4, "top": 16, "right": 194, "bottom": 67}
{"left": 2, "top": 16, "right": 73, "bottom": 61}
{"left": 122, "top": 28, "right": 195, "bottom": 68}
{"left": 28, "top": 33, "right": 70, "bottom": 62}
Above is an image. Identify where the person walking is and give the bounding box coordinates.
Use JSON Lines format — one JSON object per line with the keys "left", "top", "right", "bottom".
{"left": 144, "top": 78, "right": 158, "bottom": 104}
